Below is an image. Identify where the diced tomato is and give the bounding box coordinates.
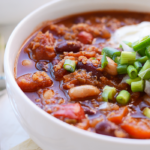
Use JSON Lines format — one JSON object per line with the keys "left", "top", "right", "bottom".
{"left": 29, "top": 31, "right": 56, "bottom": 60}
{"left": 53, "top": 103, "right": 85, "bottom": 120}
{"left": 16, "top": 71, "right": 53, "bottom": 92}
{"left": 78, "top": 31, "right": 93, "bottom": 44}
{"left": 107, "top": 106, "right": 128, "bottom": 124}
{"left": 121, "top": 116, "right": 150, "bottom": 139}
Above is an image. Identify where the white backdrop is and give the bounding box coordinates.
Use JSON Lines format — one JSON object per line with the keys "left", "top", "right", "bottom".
{"left": 0, "top": 0, "right": 53, "bottom": 24}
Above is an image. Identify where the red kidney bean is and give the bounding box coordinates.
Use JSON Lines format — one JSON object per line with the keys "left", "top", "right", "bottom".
{"left": 55, "top": 41, "right": 82, "bottom": 53}
{"left": 77, "top": 61, "right": 103, "bottom": 78}
{"left": 52, "top": 58, "right": 60, "bottom": 66}
{"left": 78, "top": 31, "right": 93, "bottom": 44}
{"left": 82, "top": 106, "right": 96, "bottom": 115}
{"left": 96, "top": 120, "right": 116, "bottom": 136}
{"left": 36, "top": 61, "right": 49, "bottom": 72}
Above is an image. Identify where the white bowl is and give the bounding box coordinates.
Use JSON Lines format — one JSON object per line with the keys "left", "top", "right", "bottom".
{"left": 4, "top": 0, "right": 150, "bottom": 149}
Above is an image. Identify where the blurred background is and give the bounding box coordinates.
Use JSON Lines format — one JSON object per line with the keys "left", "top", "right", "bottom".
{"left": 0, "top": 0, "right": 53, "bottom": 40}
{"left": 0, "top": 0, "right": 53, "bottom": 93}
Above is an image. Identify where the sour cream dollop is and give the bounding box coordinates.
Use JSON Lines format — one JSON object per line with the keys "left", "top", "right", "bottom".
{"left": 111, "top": 21, "right": 150, "bottom": 46}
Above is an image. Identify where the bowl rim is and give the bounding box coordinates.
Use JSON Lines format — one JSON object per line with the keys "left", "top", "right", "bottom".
{"left": 4, "top": 0, "right": 150, "bottom": 145}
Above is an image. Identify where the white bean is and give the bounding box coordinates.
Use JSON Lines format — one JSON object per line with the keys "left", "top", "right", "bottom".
{"left": 22, "top": 60, "right": 32, "bottom": 66}
{"left": 69, "top": 85, "right": 100, "bottom": 100}
{"left": 98, "top": 55, "right": 118, "bottom": 75}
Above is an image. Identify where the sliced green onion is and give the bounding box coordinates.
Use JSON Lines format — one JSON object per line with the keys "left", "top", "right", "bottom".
{"left": 143, "top": 107, "right": 150, "bottom": 118}
{"left": 120, "top": 41, "right": 132, "bottom": 49}
{"left": 127, "top": 65, "right": 138, "bottom": 79}
{"left": 132, "top": 35, "right": 150, "bottom": 51}
{"left": 126, "top": 77, "right": 141, "bottom": 85}
{"left": 102, "top": 47, "right": 121, "bottom": 60}
{"left": 117, "top": 64, "right": 128, "bottom": 74}
{"left": 102, "top": 86, "right": 117, "bottom": 102}
{"left": 114, "top": 56, "right": 120, "bottom": 64}
{"left": 102, "top": 90, "right": 109, "bottom": 102}
{"left": 138, "top": 68, "right": 150, "bottom": 80}
{"left": 101, "top": 53, "right": 108, "bottom": 69}
{"left": 145, "top": 45, "right": 150, "bottom": 59}
{"left": 134, "top": 61, "right": 142, "bottom": 72}
{"left": 138, "top": 60, "right": 150, "bottom": 79}
{"left": 63, "top": 59, "right": 76, "bottom": 72}
{"left": 120, "top": 51, "right": 136, "bottom": 65}
{"left": 138, "top": 48, "right": 146, "bottom": 56}
{"left": 116, "top": 90, "right": 130, "bottom": 105}
{"left": 136, "top": 56, "right": 148, "bottom": 64}
{"left": 139, "top": 60, "right": 150, "bottom": 73}
{"left": 131, "top": 80, "right": 145, "bottom": 92}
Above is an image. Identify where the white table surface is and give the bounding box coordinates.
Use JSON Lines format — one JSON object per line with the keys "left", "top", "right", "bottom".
{"left": 0, "top": 24, "right": 30, "bottom": 150}
{"left": 0, "top": 93, "right": 30, "bottom": 150}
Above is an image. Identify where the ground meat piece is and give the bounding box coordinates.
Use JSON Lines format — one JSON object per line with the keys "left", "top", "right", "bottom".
{"left": 130, "top": 92, "right": 141, "bottom": 101}
{"left": 77, "top": 31, "right": 93, "bottom": 44}
{"left": 38, "top": 88, "right": 65, "bottom": 106}
{"left": 49, "top": 24, "right": 70, "bottom": 35}
{"left": 143, "top": 94, "right": 150, "bottom": 105}
{"left": 106, "top": 18, "right": 123, "bottom": 31}
{"left": 95, "top": 120, "right": 128, "bottom": 138}
{"left": 100, "top": 76, "right": 126, "bottom": 89}
{"left": 71, "top": 23, "right": 111, "bottom": 38}
{"left": 27, "top": 31, "right": 55, "bottom": 60}
{"left": 117, "top": 82, "right": 130, "bottom": 90}
{"left": 64, "top": 51, "right": 96, "bottom": 59}
{"left": 100, "top": 76, "right": 117, "bottom": 88}
{"left": 55, "top": 40, "right": 82, "bottom": 53}
{"left": 63, "top": 70, "right": 101, "bottom": 89}
{"left": 16, "top": 71, "right": 53, "bottom": 92}
{"left": 53, "top": 103, "right": 85, "bottom": 120}
{"left": 82, "top": 45, "right": 99, "bottom": 53}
